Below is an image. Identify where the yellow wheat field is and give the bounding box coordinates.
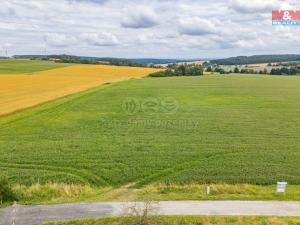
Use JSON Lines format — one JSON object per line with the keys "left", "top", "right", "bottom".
{"left": 0, "top": 64, "right": 160, "bottom": 116}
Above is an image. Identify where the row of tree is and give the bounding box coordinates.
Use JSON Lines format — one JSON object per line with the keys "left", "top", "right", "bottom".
{"left": 149, "top": 64, "right": 203, "bottom": 77}
{"left": 211, "top": 54, "right": 300, "bottom": 65}
{"left": 206, "top": 66, "right": 300, "bottom": 76}
{"left": 22, "top": 55, "right": 148, "bottom": 67}
{"left": 46, "top": 55, "right": 147, "bottom": 67}
{"left": 270, "top": 67, "right": 300, "bottom": 75}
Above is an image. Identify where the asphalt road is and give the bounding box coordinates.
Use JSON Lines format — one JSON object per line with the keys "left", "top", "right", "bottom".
{"left": 1, "top": 201, "right": 300, "bottom": 225}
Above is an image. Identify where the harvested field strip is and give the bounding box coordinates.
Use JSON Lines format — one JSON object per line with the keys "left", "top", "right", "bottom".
{"left": 0, "top": 64, "right": 160, "bottom": 116}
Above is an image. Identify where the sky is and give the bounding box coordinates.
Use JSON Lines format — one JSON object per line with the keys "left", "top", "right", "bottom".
{"left": 1, "top": 0, "right": 300, "bottom": 59}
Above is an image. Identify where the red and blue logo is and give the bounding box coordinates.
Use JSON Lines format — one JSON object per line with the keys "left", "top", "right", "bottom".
{"left": 272, "top": 10, "right": 300, "bottom": 26}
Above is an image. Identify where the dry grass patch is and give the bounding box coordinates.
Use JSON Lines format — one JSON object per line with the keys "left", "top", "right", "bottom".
{"left": 13, "top": 183, "right": 300, "bottom": 205}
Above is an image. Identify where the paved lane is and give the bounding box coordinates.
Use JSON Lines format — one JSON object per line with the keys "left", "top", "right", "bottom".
{"left": 1, "top": 201, "right": 300, "bottom": 225}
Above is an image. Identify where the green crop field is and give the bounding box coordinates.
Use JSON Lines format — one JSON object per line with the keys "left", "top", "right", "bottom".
{"left": 0, "top": 59, "right": 70, "bottom": 74}
{"left": 0, "top": 75, "right": 300, "bottom": 186}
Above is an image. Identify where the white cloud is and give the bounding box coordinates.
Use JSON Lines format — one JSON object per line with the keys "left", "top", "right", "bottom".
{"left": 80, "top": 32, "right": 119, "bottom": 46}
{"left": 45, "top": 33, "right": 76, "bottom": 47}
{"left": 0, "top": 1, "right": 15, "bottom": 16}
{"left": 121, "top": 7, "right": 159, "bottom": 29}
{"left": 0, "top": 21, "right": 39, "bottom": 31}
{"left": 229, "top": 0, "right": 292, "bottom": 14}
{"left": 178, "top": 17, "right": 216, "bottom": 36}
{"left": 0, "top": 43, "right": 12, "bottom": 50}
{"left": 1, "top": 0, "right": 300, "bottom": 58}
{"left": 70, "top": 0, "right": 108, "bottom": 3}
{"left": 235, "top": 38, "right": 265, "bottom": 49}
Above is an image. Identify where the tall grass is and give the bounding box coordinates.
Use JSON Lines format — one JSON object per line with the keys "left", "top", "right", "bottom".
{"left": 13, "top": 183, "right": 300, "bottom": 204}
{"left": 15, "top": 183, "right": 107, "bottom": 204}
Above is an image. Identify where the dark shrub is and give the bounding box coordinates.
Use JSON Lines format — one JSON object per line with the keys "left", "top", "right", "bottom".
{"left": 0, "top": 175, "right": 17, "bottom": 203}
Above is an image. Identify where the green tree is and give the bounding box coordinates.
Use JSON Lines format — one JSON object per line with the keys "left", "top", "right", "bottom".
{"left": 149, "top": 64, "right": 203, "bottom": 77}
{"left": 206, "top": 66, "right": 213, "bottom": 72}
{"left": 175, "top": 65, "right": 186, "bottom": 76}
{"left": 234, "top": 67, "right": 240, "bottom": 73}
{"left": 289, "top": 67, "right": 298, "bottom": 75}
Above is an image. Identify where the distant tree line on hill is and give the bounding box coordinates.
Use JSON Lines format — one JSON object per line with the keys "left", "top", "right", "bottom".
{"left": 270, "top": 67, "right": 300, "bottom": 75}
{"left": 149, "top": 64, "right": 203, "bottom": 77}
{"left": 129, "top": 58, "right": 188, "bottom": 64}
{"left": 13, "top": 55, "right": 208, "bottom": 68}
{"left": 14, "top": 54, "right": 150, "bottom": 67}
{"left": 206, "top": 66, "right": 300, "bottom": 76}
{"left": 47, "top": 55, "right": 147, "bottom": 67}
{"left": 211, "top": 54, "right": 300, "bottom": 65}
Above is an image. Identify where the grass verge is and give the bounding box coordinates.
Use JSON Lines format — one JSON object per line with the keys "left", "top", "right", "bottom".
{"left": 43, "top": 216, "right": 300, "bottom": 225}
{"left": 9, "top": 183, "right": 300, "bottom": 205}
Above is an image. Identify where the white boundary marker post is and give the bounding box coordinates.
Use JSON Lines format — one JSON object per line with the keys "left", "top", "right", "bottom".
{"left": 277, "top": 181, "right": 287, "bottom": 193}
{"left": 207, "top": 185, "right": 211, "bottom": 195}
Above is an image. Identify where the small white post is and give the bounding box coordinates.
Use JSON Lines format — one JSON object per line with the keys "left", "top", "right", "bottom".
{"left": 207, "top": 185, "right": 211, "bottom": 195}
{"left": 277, "top": 181, "right": 287, "bottom": 193}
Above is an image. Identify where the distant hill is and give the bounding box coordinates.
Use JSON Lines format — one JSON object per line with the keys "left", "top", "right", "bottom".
{"left": 129, "top": 58, "right": 188, "bottom": 64}
{"left": 211, "top": 54, "right": 300, "bottom": 65}
{"left": 13, "top": 55, "right": 207, "bottom": 66}
{"left": 13, "top": 55, "right": 146, "bottom": 67}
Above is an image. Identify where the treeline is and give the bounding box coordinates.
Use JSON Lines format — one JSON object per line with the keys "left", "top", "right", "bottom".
{"left": 48, "top": 55, "right": 146, "bottom": 67}
{"left": 149, "top": 64, "right": 203, "bottom": 77}
{"left": 211, "top": 54, "right": 300, "bottom": 65}
{"left": 207, "top": 66, "right": 300, "bottom": 75}
{"left": 14, "top": 55, "right": 148, "bottom": 67}
{"left": 270, "top": 67, "right": 300, "bottom": 75}
{"left": 129, "top": 58, "right": 187, "bottom": 64}
{"left": 208, "top": 67, "right": 269, "bottom": 74}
